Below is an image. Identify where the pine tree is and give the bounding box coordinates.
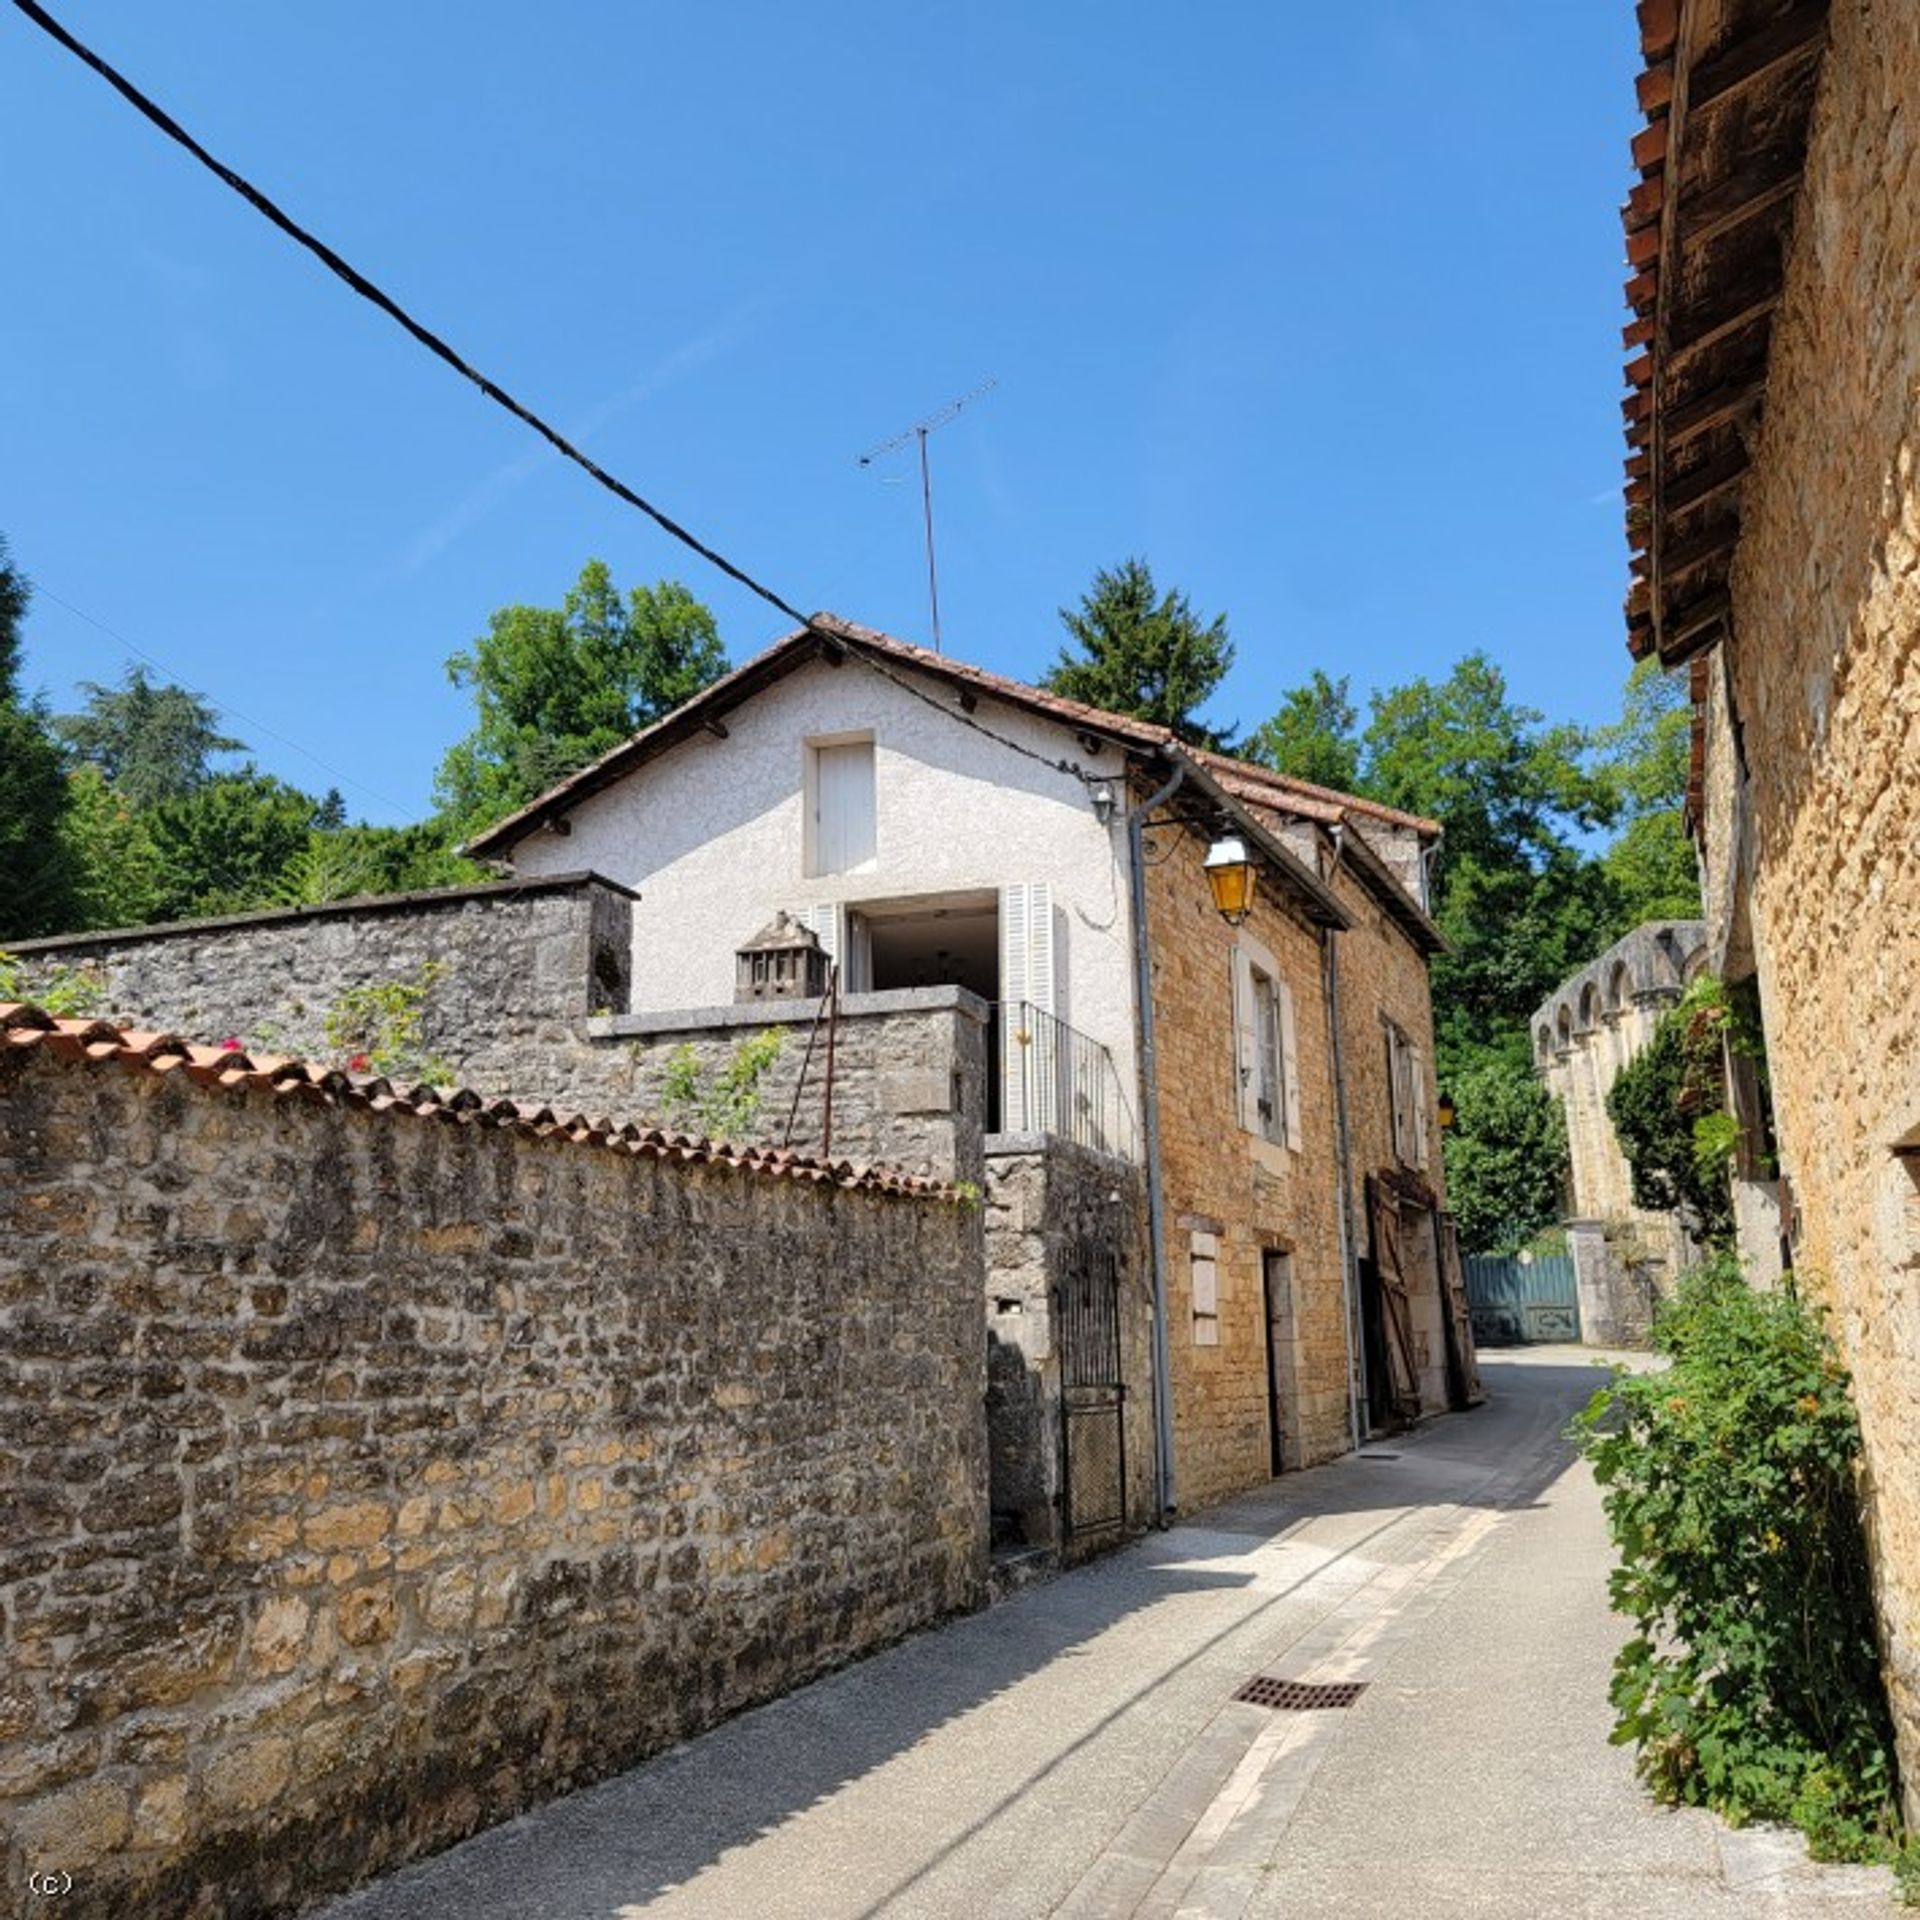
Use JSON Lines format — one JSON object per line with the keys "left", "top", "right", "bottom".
{"left": 1042, "top": 558, "right": 1235, "bottom": 749}
{"left": 0, "top": 538, "right": 78, "bottom": 938}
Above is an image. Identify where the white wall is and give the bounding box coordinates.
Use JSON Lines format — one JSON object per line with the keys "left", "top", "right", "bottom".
{"left": 510, "top": 652, "right": 1140, "bottom": 1095}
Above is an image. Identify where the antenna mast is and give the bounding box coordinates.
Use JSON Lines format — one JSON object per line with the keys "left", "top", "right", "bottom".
{"left": 857, "top": 378, "right": 995, "bottom": 652}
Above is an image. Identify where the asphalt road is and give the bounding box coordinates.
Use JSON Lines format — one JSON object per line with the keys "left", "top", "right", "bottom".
{"left": 317, "top": 1349, "right": 1899, "bottom": 1919}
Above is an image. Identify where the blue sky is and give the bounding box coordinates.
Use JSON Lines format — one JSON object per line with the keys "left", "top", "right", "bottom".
{"left": 3, "top": 3, "right": 1640, "bottom": 825}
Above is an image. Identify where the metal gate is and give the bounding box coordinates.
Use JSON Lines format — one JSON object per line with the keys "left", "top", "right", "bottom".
{"left": 1462, "top": 1253, "right": 1580, "bottom": 1346}
{"left": 1056, "top": 1239, "right": 1126, "bottom": 1549}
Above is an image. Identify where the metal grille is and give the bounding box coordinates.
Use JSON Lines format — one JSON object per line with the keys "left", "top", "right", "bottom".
{"left": 1057, "top": 1239, "right": 1125, "bottom": 1545}
{"left": 1232, "top": 1677, "right": 1368, "bottom": 1712}
{"left": 991, "top": 1001, "right": 1137, "bottom": 1157}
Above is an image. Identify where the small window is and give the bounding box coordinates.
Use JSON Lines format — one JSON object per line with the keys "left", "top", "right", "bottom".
{"left": 1385, "top": 1018, "right": 1429, "bottom": 1170}
{"left": 1232, "top": 941, "right": 1302, "bottom": 1148}
{"left": 1190, "top": 1231, "right": 1219, "bottom": 1347}
{"left": 805, "top": 737, "right": 876, "bottom": 877}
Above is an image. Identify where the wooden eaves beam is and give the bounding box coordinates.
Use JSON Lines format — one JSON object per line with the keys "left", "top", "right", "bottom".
{"left": 1686, "top": 1, "right": 1828, "bottom": 112}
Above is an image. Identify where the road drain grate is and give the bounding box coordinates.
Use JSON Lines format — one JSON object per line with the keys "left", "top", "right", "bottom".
{"left": 1233, "top": 1677, "right": 1368, "bottom": 1711}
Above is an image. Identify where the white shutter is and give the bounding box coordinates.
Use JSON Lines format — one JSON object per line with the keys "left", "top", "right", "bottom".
{"left": 813, "top": 741, "right": 875, "bottom": 874}
{"left": 791, "top": 904, "right": 839, "bottom": 976}
{"left": 1190, "top": 1231, "right": 1219, "bottom": 1346}
{"left": 1410, "top": 1042, "right": 1430, "bottom": 1170}
{"left": 1231, "top": 947, "right": 1259, "bottom": 1134}
{"left": 999, "top": 883, "right": 1057, "bottom": 1132}
{"left": 1278, "top": 976, "right": 1303, "bottom": 1149}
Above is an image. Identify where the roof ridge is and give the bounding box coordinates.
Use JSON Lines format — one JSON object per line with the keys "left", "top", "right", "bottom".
{"left": 0, "top": 1003, "right": 948, "bottom": 1199}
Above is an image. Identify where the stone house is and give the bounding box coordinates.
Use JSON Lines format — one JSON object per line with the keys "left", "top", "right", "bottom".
{"left": 1619, "top": 0, "right": 1920, "bottom": 1817}
{"left": 463, "top": 615, "right": 1467, "bottom": 1527}
{"left": 1533, "top": 921, "right": 1708, "bottom": 1344}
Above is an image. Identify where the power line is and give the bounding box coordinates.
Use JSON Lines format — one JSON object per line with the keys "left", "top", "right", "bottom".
{"left": 33, "top": 583, "right": 416, "bottom": 823}
{"left": 10, "top": 0, "right": 815, "bottom": 633}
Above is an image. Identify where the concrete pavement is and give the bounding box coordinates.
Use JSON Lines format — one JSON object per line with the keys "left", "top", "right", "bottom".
{"left": 317, "top": 1350, "right": 1899, "bottom": 1918}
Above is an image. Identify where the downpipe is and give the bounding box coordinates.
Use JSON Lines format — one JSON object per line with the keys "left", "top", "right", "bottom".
{"left": 1323, "top": 829, "right": 1366, "bottom": 1455}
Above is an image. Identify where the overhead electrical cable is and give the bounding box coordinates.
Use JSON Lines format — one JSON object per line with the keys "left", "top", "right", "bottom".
{"left": 9, "top": 0, "right": 813, "bottom": 630}
{"left": 34, "top": 583, "right": 415, "bottom": 823}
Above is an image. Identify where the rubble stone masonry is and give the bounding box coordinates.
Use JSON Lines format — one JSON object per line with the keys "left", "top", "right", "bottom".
{"left": 1708, "top": 0, "right": 1920, "bottom": 1819}
{"left": 0, "top": 1034, "right": 986, "bottom": 1915}
{"left": 1143, "top": 822, "right": 1349, "bottom": 1511}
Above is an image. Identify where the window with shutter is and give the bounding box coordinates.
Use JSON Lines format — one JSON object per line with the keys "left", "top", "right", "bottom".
{"left": 1190, "top": 1231, "right": 1219, "bottom": 1346}
{"left": 1233, "top": 939, "right": 1296, "bottom": 1149}
{"left": 805, "top": 737, "right": 876, "bottom": 876}
{"left": 1277, "top": 976, "right": 1303, "bottom": 1149}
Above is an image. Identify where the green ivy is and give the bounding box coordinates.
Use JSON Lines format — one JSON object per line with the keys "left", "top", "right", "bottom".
{"left": 1575, "top": 1262, "right": 1915, "bottom": 1883}
{"left": 1605, "top": 975, "right": 1759, "bottom": 1246}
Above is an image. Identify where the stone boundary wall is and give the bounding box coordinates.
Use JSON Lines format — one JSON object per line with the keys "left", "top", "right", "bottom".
{"left": 8, "top": 885, "right": 986, "bottom": 1183}
{"left": 6, "top": 874, "right": 634, "bottom": 1106}
{"left": 0, "top": 1029, "right": 986, "bottom": 1916}
{"left": 590, "top": 987, "right": 990, "bottom": 1182}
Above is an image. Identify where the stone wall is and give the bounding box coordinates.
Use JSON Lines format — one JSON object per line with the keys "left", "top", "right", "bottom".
{"left": 1533, "top": 922, "right": 1708, "bottom": 1343}
{"left": 6, "top": 875, "right": 633, "bottom": 1107}
{"left": 1704, "top": 0, "right": 1920, "bottom": 1820}
{"left": 591, "top": 986, "right": 989, "bottom": 1182}
{"left": 983, "top": 1138, "right": 1151, "bottom": 1560}
{"left": 8, "top": 880, "right": 985, "bottom": 1183}
{"left": 1142, "top": 811, "right": 1350, "bottom": 1511}
{"left": 0, "top": 1023, "right": 985, "bottom": 1916}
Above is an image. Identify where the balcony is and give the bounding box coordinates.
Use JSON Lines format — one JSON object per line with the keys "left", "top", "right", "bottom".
{"left": 990, "top": 1000, "right": 1137, "bottom": 1160}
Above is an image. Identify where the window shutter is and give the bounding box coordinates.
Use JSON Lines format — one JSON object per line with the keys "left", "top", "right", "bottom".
{"left": 1278, "top": 976, "right": 1303, "bottom": 1148}
{"left": 1385, "top": 1026, "right": 1407, "bottom": 1162}
{"left": 791, "top": 904, "right": 839, "bottom": 976}
{"left": 999, "top": 883, "right": 1057, "bottom": 1132}
{"left": 1410, "top": 1042, "right": 1429, "bottom": 1169}
{"left": 813, "top": 741, "right": 876, "bottom": 874}
{"left": 1231, "top": 947, "right": 1259, "bottom": 1134}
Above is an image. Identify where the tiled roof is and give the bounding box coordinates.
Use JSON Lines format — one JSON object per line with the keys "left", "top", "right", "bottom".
{"left": 1620, "top": 0, "right": 1830, "bottom": 668}
{"left": 0, "top": 1004, "right": 949, "bottom": 1199}
{"left": 465, "top": 613, "right": 1441, "bottom": 854}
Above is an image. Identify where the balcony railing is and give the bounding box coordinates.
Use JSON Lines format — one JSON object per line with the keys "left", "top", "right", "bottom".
{"left": 990, "top": 1000, "right": 1137, "bottom": 1160}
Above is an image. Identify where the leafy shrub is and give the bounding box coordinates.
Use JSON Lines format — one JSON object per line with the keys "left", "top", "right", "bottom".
{"left": 1576, "top": 1260, "right": 1912, "bottom": 1874}
{"left": 658, "top": 1029, "right": 785, "bottom": 1141}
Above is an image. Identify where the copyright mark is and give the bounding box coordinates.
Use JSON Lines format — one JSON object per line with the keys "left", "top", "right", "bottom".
{"left": 27, "top": 1870, "right": 72, "bottom": 1896}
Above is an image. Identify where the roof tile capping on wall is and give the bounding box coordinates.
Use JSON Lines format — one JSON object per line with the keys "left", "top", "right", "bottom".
{"left": 0, "top": 1004, "right": 948, "bottom": 1197}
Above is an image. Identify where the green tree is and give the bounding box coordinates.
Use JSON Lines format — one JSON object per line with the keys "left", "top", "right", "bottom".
{"left": 1439, "top": 1036, "right": 1568, "bottom": 1254}
{"left": 274, "top": 821, "right": 488, "bottom": 906}
{"left": 1042, "top": 557, "right": 1235, "bottom": 748}
{"left": 145, "top": 769, "right": 332, "bottom": 920}
{"left": 435, "top": 562, "right": 726, "bottom": 839}
{"left": 59, "top": 765, "right": 161, "bottom": 929}
{"left": 0, "top": 537, "right": 77, "bottom": 938}
{"left": 1594, "top": 659, "right": 1700, "bottom": 923}
{"left": 1243, "top": 670, "right": 1360, "bottom": 791}
{"left": 56, "top": 667, "right": 244, "bottom": 809}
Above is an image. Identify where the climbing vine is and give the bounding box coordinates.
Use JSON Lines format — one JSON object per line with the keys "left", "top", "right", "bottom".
{"left": 658, "top": 1029, "right": 785, "bottom": 1141}
{"left": 322, "top": 961, "right": 452, "bottom": 1086}
{"left": 1605, "top": 974, "right": 1769, "bottom": 1247}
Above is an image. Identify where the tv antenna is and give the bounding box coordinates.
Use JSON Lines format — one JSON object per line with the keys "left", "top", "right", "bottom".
{"left": 857, "top": 378, "right": 996, "bottom": 652}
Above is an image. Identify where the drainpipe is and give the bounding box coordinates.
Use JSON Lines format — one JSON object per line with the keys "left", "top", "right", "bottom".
{"left": 1127, "top": 758, "right": 1185, "bottom": 1521}
{"left": 1323, "top": 827, "right": 1366, "bottom": 1454}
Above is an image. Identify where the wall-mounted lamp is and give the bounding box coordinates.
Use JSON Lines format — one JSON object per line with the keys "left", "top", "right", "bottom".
{"left": 1437, "top": 1089, "right": 1458, "bottom": 1132}
{"left": 1091, "top": 780, "right": 1118, "bottom": 826}
{"left": 1203, "top": 835, "right": 1256, "bottom": 926}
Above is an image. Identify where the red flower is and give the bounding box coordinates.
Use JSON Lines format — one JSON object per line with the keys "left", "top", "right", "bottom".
{"left": 219, "top": 1036, "right": 244, "bottom": 1052}
{"left": 348, "top": 1052, "right": 371, "bottom": 1073}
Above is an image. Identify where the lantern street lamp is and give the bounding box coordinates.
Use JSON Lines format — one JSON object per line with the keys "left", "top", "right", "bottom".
{"left": 1437, "top": 1089, "right": 1458, "bottom": 1132}
{"left": 1203, "top": 835, "right": 1256, "bottom": 926}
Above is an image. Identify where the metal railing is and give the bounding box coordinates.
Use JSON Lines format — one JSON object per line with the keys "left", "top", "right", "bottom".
{"left": 990, "top": 1000, "right": 1137, "bottom": 1160}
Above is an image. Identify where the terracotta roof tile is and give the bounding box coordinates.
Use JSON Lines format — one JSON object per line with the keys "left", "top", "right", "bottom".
{"left": 0, "top": 1004, "right": 949, "bottom": 1200}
